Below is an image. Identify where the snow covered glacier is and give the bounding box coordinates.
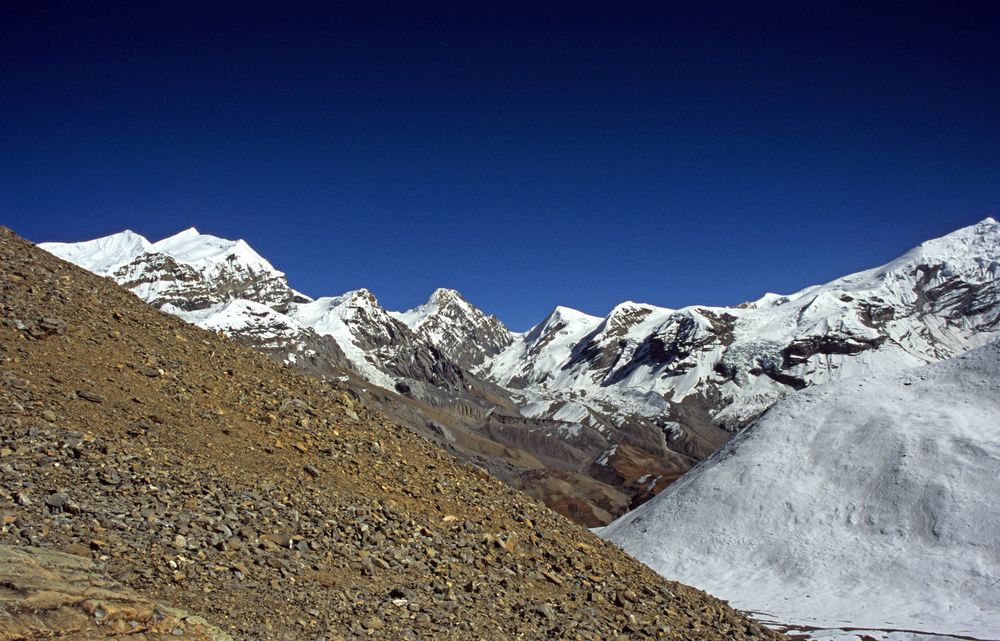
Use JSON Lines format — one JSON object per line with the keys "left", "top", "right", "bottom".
{"left": 600, "top": 341, "right": 1000, "bottom": 641}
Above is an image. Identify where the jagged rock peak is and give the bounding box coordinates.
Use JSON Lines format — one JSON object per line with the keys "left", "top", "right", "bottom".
{"left": 339, "top": 287, "right": 380, "bottom": 307}
{"left": 395, "top": 287, "right": 480, "bottom": 330}
{"left": 430, "top": 286, "right": 463, "bottom": 302}
{"left": 394, "top": 287, "right": 514, "bottom": 370}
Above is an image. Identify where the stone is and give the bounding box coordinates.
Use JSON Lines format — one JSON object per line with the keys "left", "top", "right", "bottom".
{"left": 44, "top": 492, "right": 69, "bottom": 510}
{"left": 77, "top": 390, "right": 105, "bottom": 403}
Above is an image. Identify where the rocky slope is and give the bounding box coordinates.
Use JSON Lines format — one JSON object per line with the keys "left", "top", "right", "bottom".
{"left": 39, "top": 218, "right": 1000, "bottom": 525}
{"left": 2, "top": 226, "right": 782, "bottom": 640}
{"left": 599, "top": 342, "right": 1000, "bottom": 641}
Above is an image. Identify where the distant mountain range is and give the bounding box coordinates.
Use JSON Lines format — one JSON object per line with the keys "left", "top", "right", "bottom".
{"left": 4, "top": 225, "right": 777, "bottom": 641}
{"left": 40, "top": 218, "right": 1000, "bottom": 524}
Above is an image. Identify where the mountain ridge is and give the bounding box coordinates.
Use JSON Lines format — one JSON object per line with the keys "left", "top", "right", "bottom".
{"left": 3, "top": 225, "right": 783, "bottom": 640}
{"left": 39, "top": 217, "right": 1000, "bottom": 525}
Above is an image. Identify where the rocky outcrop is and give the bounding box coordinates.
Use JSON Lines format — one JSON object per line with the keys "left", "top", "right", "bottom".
{"left": 111, "top": 251, "right": 304, "bottom": 312}
{"left": 0, "top": 544, "right": 230, "bottom": 640}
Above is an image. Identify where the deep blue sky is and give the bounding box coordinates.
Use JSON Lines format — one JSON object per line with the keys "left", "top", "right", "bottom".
{"left": 2, "top": 2, "right": 998, "bottom": 330}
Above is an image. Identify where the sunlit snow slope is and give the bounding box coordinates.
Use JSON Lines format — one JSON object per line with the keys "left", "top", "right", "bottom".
{"left": 600, "top": 342, "right": 1000, "bottom": 640}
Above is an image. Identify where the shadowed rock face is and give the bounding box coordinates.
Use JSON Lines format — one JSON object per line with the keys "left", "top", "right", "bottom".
{"left": 111, "top": 250, "right": 305, "bottom": 312}
{"left": 0, "top": 544, "right": 231, "bottom": 640}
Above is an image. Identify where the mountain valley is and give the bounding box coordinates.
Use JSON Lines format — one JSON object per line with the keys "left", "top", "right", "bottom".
{"left": 40, "top": 218, "right": 1000, "bottom": 526}
{"left": 0, "top": 226, "right": 781, "bottom": 639}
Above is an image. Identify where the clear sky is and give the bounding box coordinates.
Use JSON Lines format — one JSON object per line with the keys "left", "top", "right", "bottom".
{"left": 2, "top": 2, "right": 998, "bottom": 330}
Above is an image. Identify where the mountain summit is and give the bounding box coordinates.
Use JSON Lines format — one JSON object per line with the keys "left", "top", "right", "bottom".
{"left": 392, "top": 288, "right": 514, "bottom": 370}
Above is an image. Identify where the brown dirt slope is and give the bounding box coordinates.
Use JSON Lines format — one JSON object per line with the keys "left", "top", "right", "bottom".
{"left": 0, "top": 226, "right": 784, "bottom": 641}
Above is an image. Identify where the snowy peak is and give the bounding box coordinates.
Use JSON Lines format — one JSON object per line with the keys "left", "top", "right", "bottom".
{"left": 520, "top": 306, "right": 602, "bottom": 357}
{"left": 602, "top": 301, "right": 672, "bottom": 333}
{"left": 529, "top": 306, "right": 601, "bottom": 340}
{"left": 918, "top": 215, "right": 998, "bottom": 251}
{"left": 40, "top": 229, "right": 153, "bottom": 275}
{"left": 334, "top": 288, "right": 382, "bottom": 311}
{"left": 153, "top": 226, "right": 200, "bottom": 244}
{"left": 429, "top": 286, "right": 463, "bottom": 305}
{"left": 42, "top": 228, "right": 303, "bottom": 312}
{"left": 394, "top": 288, "right": 481, "bottom": 331}
{"left": 485, "top": 305, "right": 602, "bottom": 388}
{"left": 394, "top": 288, "right": 513, "bottom": 370}
{"left": 149, "top": 228, "right": 284, "bottom": 277}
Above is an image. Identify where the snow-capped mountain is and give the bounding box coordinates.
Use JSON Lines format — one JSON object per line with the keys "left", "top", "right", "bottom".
{"left": 39, "top": 218, "right": 1000, "bottom": 525}
{"left": 599, "top": 341, "right": 1000, "bottom": 641}
{"left": 41, "top": 229, "right": 477, "bottom": 402}
{"left": 490, "top": 218, "right": 1000, "bottom": 427}
{"left": 391, "top": 288, "right": 513, "bottom": 370}
{"left": 475, "top": 218, "right": 1000, "bottom": 495}
{"left": 289, "top": 289, "right": 471, "bottom": 399}
{"left": 43, "top": 227, "right": 307, "bottom": 311}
